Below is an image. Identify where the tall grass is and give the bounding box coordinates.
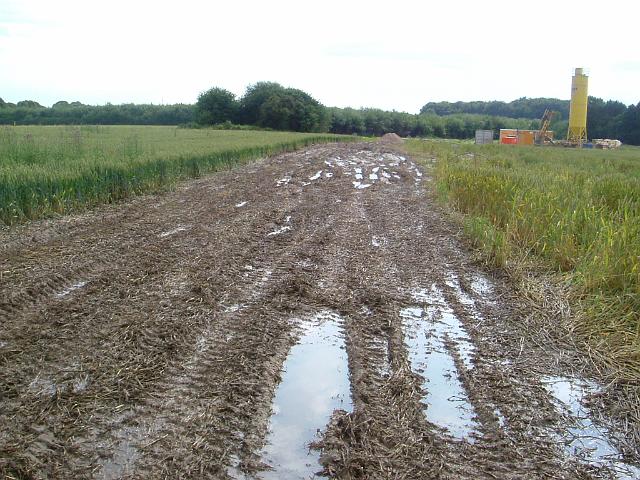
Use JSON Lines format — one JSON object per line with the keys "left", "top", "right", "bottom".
{"left": 0, "top": 126, "right": 350, "bottom": 225}
{"left": 406, "top": 139, "right": 640, "bottom": 374}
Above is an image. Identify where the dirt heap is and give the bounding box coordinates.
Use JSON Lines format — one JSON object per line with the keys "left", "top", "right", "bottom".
{"left": 379, "top": 132, "right": 404, "bottom": 144}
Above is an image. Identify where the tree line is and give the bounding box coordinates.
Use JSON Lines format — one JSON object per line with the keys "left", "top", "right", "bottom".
{"left": 0, "top": 99, "right": 194, "bottom": 126}
{"left": 1, "top": 85, "right": 638, "bottom": 144}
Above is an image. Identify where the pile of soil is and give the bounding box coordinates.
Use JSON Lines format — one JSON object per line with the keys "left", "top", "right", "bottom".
{"left": 379, "top": 132, "right": 404, "bottom": 144}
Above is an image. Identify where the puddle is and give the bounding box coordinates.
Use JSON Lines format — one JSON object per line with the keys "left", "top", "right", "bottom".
{"left": 371, "top": 336, "right": 391, "bottom": 377}
{"left": 401, "top": 298, "right": 480, "bottom": 441}
{"left": 411, "top": 285, "right": 446, "bottom": 305}
{"left": 260, "top": 311, "right": 351, "bottom": 479}
{"left": 445, "top": 274, "right": 485, "bottom": 322}
{"left": 445, "top": 275, "right": 475, "bottom": 309}
{"left": 235, "top": 201, "right": 248, "bottom": 208}
{"left": 224, "top": 304, "right": 244, "bottom": 313}
{"left": 73, "top": 375, "right": 90, "bottom": 393}
{"left": 309, "top": 170, "right": 322, "bottom": 181}
{"left": 470, "top": 274, "right": 493, "bottom": 298}
{"left": 28, "top": 375, "right": 58, "bottom": 398}
{"left": 99, "top": 427, "right": 141, "bottom": 480}
{"left": 494, "top": 407, "right": 507, "bottom": 428}
{"left": 159, "top": 226, "right": 187, "bottom": 238}
{"left": 267, "top": 226, "right": 292, "bottom": 237}
{"left": 425, "top": 306, "right": 476, "bottom": 370}
{"left": 544, "top": 376, "right": 640, "bottom": 478}
{"left": 55, "top": 280, "right": 88, "bottom": 298}
{"left": 414, "top": 283, "right": 476, "bottom": 370}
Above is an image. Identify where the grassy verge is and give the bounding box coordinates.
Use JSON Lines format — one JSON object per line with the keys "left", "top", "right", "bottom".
{"left": 0, "top": 125, "right": 351, "bottom": 226}
{"left": 405, "top": 139, "right": 640, "bottom": 378}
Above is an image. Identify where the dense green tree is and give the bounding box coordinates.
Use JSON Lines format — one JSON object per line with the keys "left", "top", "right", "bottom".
{"left": 239, "top": 82, "right": 286, "bottom": 126}
{"left": 196, "top": 87, "right": 238, "bottom": 125}
{"left": 587, "top": 97, "right": 626, "bottom": 139}
{"left": 238, "top": 82, "right": 328, "bottom": 132}
{"left": 619, "top": 103, "right": 640, "bottom": 145}
{"left": 16, "top": 100, "right": 43, "bottom": 108}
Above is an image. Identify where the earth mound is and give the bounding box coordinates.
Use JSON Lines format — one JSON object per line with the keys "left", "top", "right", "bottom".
{"left": 379, "top": 133, "right": 404, "bottom": 144}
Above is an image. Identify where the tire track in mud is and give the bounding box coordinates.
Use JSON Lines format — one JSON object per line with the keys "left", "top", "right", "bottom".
{"left": 1, "top": 142, "right": 638, "bottom": 479}
{"left": 337, "top": 172, "right": 582, "bottom": 479}
{"left": 0, "top": 157, "right": 315, "bottom": 477}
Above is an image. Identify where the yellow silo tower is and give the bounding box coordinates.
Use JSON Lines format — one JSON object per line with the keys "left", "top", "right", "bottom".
{"left": 567, "top": 68, "right": 588, "bottom": 145}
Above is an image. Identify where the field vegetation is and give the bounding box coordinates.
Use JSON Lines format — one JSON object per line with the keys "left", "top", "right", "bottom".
{"left": 406, "top": 140, "right": 640, "bottom": 376}
{"left": 0, "top": 125, "right": 348, "bottom": 225}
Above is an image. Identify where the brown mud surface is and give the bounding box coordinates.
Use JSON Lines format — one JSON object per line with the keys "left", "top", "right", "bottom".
{"left": 1, "top": 142, "right": 638, "bottom": 479}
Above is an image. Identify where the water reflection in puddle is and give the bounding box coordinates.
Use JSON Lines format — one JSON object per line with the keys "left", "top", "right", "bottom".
{"left": 470, "top": 274, "right": 493, "bottom": 297}
{"left": 260, "top": 311, "right": 351, "bottom": 479}
{"left": 544, "top": 376, "right": 640, "bottom": 478}
{"left": 55, "top": 280, "right": 88, "bottom": 298}
{"left": 100, "top": 431, "right": 140, "bottom": 480}
{"left": 400, "top": 305, "right": 479, "bottom": 441}
{"left": 409, "top": 285, "right": 476, "bottom": 370}
{"left": 159, "top": 226, "right": 187, "bottom": 238}
{"left": 445, "top": 275, "right": 475, "bottom": 309}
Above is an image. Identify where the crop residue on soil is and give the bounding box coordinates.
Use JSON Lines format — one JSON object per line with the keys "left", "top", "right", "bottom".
{"left": 1, "top": 141, "right": 638, "bottom": 479}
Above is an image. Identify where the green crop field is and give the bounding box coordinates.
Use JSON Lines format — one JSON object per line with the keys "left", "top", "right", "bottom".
{"left": 0, "top": 125, "right": 348, "bottom": 225}
{"left": 407, "top": 139, "right": 640, "bottom": 375}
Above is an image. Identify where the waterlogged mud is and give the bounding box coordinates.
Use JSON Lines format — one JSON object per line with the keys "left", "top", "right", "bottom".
{"left": 400, "top": 305, "right": 479, "bottom": 441}
{"left": 543, "top": 376, "right": 640, "bottom": 478}
{"left": 1, "top": 141, "right": 638, "bottom": 479}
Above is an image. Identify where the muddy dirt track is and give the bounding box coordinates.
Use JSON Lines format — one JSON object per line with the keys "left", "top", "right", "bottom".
{"left": 1, "top": 142, "right": 639, "bottom": 479}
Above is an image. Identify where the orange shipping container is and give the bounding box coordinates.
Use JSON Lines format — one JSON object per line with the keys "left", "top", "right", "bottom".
{"left": 517, "top": 130, "right": 535, "bottom": 145}
{"left": 500, "top": 129, "right": 537, "bottom": 145}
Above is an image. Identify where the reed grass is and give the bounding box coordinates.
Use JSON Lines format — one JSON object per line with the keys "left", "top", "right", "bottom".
{"left": 0, "top": 125, "right": 349, "bottom": 225}
{"left": 406, "top": 139, "right": 640, "bottom": 375}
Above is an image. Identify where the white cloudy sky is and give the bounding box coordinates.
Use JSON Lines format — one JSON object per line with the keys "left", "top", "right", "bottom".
{"left": 1, "top": 0, "right": 638, "bottom": 112}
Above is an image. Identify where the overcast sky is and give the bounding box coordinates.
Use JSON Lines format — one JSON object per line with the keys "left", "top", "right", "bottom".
{"left": 1, "top": 0, "right": 638, "bottom": 113}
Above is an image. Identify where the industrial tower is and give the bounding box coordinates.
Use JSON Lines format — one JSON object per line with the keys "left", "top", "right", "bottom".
{"left": 567, "top": 68, "right": 588, "bottom": 145}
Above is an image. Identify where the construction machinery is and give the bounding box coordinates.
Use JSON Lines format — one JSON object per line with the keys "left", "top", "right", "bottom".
{"left": 535, "top": 109, "right": 556, "bottom": 145}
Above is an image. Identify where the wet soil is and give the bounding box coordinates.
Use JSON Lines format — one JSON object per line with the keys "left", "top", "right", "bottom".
{"left": 1, "top": 142, "right": 638, "bottom": 479}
